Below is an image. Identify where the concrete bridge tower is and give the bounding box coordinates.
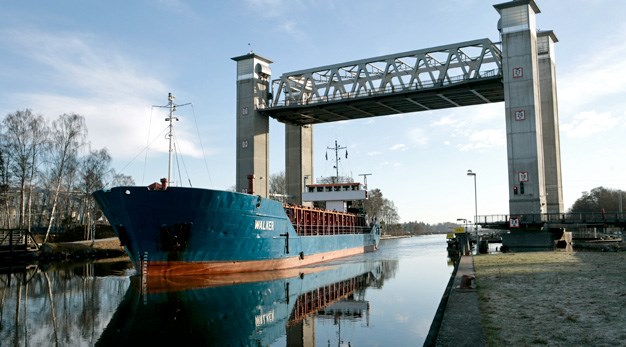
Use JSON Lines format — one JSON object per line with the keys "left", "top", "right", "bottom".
{"left": 232, "top": 53, "right": 272, "bottom": 197}
{"left": 232, "top": 53, "right": 313, "bottom": 202}
{"left": 537, "top": 30, "right": 564, "bottom": 214}
{"left": 285, "top": 124, "right": 314, "bottom": 206}
{"left": 495, "top": 0, "right": 563, "bottom": 216}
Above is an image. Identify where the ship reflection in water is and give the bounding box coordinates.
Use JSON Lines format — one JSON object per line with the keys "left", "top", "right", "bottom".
{"left": 97, "top": 260, "right": 396, "bottom": 346}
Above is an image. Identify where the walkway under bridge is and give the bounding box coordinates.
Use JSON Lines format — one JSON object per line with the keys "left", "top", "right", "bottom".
{"left": 477, "top": 212, "right": 626, "bottom": 230}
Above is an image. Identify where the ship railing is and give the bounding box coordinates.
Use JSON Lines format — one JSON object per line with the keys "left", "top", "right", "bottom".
{"left": 292, "top": 223, "right": 372, "bottom": 236}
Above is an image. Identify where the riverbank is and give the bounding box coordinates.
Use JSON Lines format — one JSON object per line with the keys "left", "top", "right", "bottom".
{"left": 474, "top": 250, "right": 626, "bottom": 345}
{"left": 429, "top": 245, "right": 626, "bottom": 346}
{"left": 38, "top": 237, "right": 127, "bottom": 261}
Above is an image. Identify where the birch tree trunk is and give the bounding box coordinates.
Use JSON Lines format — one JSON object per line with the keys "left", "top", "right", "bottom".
{"left": 43, "top": 113, "right": 86, "bottom": 244}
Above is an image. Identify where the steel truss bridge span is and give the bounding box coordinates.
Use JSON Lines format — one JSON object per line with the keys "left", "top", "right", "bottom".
{"left": 261, "top": 38, "right": 503, "bottom": 126}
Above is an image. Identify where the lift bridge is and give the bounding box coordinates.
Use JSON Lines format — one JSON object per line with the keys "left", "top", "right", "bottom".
{"left": 234, "top": 0, "right": 565, "bottom": 239}
{"left": 264, "top": 38, "right": 504, "bottom": 125}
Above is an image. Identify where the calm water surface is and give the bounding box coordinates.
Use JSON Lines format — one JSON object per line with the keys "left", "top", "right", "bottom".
{"left": 0, "top": 234, "right": 453, "bottom": 346}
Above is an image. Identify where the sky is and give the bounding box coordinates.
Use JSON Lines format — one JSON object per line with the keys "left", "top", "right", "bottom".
{"left": 1, "top": 0, "right": 625, "bottom": 224}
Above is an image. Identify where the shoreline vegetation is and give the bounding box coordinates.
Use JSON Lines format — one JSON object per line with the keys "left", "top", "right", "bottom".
{"left": 474, "top": 248, "right": 626, "bottom": 346}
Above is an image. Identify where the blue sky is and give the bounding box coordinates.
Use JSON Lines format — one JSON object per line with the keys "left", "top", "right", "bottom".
{"left": 2, "top": 0, "right": 625, "bottom": 224}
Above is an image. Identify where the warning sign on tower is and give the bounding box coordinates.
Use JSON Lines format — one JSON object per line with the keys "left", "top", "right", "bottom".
{"left": 518, "top": 171, "right": 529, "bottom": 182}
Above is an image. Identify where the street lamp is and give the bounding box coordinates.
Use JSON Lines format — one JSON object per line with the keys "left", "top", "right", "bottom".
{"left": 467, "top": 170, "right": 478, "bottom": 254}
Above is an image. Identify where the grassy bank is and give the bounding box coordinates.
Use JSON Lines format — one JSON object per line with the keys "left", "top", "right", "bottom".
{"left": 474, "top": 251, "right": 626, "bottom": 346}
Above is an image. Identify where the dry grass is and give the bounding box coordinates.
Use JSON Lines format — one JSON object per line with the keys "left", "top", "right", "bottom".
{"left": 474, "top": 251, "right": 626, "bottom": 346}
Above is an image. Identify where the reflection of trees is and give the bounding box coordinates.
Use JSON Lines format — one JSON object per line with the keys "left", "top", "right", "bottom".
{"left": 0, "top": 262, "right": 130, "bottom": 346}
{"left": 367, "top": 259, "right": 399, "bottom": 289}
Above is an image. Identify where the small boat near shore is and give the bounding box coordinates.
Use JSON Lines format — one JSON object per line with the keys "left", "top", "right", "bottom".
{"left": 92, "top": 94, "right": 380, "bottom": 276}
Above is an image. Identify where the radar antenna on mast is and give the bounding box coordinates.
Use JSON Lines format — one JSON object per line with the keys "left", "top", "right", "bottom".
{"left": 153, "top": 92, "right": 191, "bottom": 186}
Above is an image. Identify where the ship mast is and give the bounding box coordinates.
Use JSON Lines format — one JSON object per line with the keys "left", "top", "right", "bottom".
{"left": 326, "top": 140, "right": 348, "bottom": 183}
{"left": 154, "top": 93, "right": 190, "bottom": 186}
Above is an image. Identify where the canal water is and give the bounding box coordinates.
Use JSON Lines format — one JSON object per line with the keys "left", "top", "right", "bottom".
{"left": 0, "top": 234, "right": 453, "bottom": 346}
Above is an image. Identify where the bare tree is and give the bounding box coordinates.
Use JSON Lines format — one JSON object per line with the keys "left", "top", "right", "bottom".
{"left": 26, "top": 114, "right": 48, "bottom": 232}
{"left": 0, "top": 145, "right": 10, "bottom": 228}
{"left": 1, "top": 109, "right": 48, "bottom": 229}
{"left": 44, "top": 113, "right": 87, "bottom": 243}
{"left": 381, "top": 199, "right": 400, "bottom": 225}
{"left": 363, "top": 188, "right": 399, "bottom": 226}
{"left": 80, "top": 148, "right": 112, "bottom": 194}
{"left": 110, "top": 172, "right": 135, "bottom": 187}
{"left": 79, "top": 147, "right": 111, "bottom": 241}
{"left": 316, "top": 175, "right": 353, "bottom": 184}
{"left": 363, "top": 188, "right": 384, "bottom": 219}
{"left": 269, "top": 171, "right": 286, "bottom": 200}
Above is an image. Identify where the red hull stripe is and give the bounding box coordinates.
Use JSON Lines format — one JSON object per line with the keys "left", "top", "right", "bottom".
{"left": 137, "top": 266, "right": 335, "bottom": 294}
{"left": 143, "top": 246, "right": 374, "bottom": 276}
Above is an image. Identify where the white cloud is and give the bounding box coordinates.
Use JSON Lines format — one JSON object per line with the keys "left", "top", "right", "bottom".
{"left": 559, "top": 31, "right": 626, "bottom": 111}
{"left": 19, "top": 31, "right": 162, "bottom": 97}
{"left": 390, "top": 143, "right": 407, "bottom": 151}
{"left": 561, "top": 111, "right": 622, "bottom": 139}
{"left": 458, "top": 128, "right": 505, "bottom": 151}
{"left": 431, "top": 115, "right": 458, "bottom": 126}
{"left": 1, "top": 29, "right": 210, "bottom": 160}
{"left": 278, "top": 20, "right": 305, "bottom": 38}
{"left": 367, "top": 151, "right": 382, "bottom": 156}
{"left": 408, "top": 127, "right": 429, "bottom": 145}
{"left": 245, "top": 0, "right": 305, "bottom": 18}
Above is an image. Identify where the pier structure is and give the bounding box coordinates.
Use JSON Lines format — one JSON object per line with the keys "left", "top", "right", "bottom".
{"left": 233, "top": 0, "right": 563, "bottom": 221}
{"left": 494, "top": 0, "right": 563, "bottom": 217}
{"left": 231, "top": 54, "right": 273, "bottom": 197}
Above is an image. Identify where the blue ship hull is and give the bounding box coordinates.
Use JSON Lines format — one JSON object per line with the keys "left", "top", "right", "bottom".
{"left": 93, "top": 186, "right": 380, "bottom": 275}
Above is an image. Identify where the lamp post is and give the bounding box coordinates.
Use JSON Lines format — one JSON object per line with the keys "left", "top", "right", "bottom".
{"left": 467, "top": 170, "right": 478, "bottom": 254}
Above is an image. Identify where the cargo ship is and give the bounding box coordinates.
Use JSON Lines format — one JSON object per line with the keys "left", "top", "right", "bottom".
{"left": 92, "top": 94, "right": 380, "bottom": 276}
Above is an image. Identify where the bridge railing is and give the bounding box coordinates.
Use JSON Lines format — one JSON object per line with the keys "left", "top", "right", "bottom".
{"left": 267, "top": 38, "right": 502, "bottom": 108}
{"left": 269, "top": 68, "right": 500, "bottom": 108}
